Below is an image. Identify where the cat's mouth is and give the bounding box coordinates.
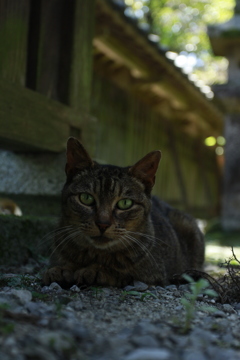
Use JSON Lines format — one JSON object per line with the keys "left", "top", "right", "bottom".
{"left": 91, "top": 235, "right": 112, "bottom": 244}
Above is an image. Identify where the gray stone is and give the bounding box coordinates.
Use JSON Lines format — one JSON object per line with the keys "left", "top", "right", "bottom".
{"left": 212, "top": 310, "right": 226, "bottom": 318}
{"left": 183, "top": 350, "right": 207, "bottom": 360}
{"left": 131, "top": 335, "right": 159, "bottom": 348}
{"left": 165, "top": 285, "right": 177, "bottom": 291}
{"left": 124, "top": 348, "right": 171, "bottom": 360}
{"left": 24, "top": 345, "right": 57, "bottom": 360}
{"left": 206, "top": 346, "right": 240, "bottom": 360}
{"left": 178, "top": 284, "right": 191, "bottom": 292}
{"left": 124, "top": 285, "right": 136, "bottom": 291}
{"left": 223, "top": 304, "right": 236, "bottom": 314}
{"left": 70, "top": 285, "right": 80, "bottom": 292}
{"left": 25, "top": 301, "right": 54, "bottom": 316}
{"left": 234, "top": 303, "right": 240, "bottom": 310}
{"left": 49, "top": 282, "right": 62, "bottom": 291}
{"left": 37, "top": 330, "right": 73, "bottom": 351}
{"left": 102, "top": 288, "right": 112, "bottom": 296}
{"left": 133, "top": 281, "right": 149, "bottom": 291}
{"left": 41, "top": 286, "right": 50, "bottom": 293}
{"left": 68, "top": 300, "right": 83, "bottom": 311}
{"left": 10, "top": 289, "right": 32, "bottom": 304}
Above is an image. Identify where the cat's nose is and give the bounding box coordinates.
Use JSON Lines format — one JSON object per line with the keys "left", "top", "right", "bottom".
{"left": 96, "top": 222, "right": 111, "bottom": 234}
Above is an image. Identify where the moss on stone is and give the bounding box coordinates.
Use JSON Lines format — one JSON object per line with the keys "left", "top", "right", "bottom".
{"left": 0, "top": 215, "right": 57, "bottom": 266}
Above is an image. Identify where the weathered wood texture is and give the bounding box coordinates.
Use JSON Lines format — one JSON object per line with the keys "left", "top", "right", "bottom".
{"left": 0, "top": 0, "right": 220, "bottom": 216}
{"left": 91, "top": 73, "right": 219, "bottom": 217}
{"left": 0, "top": 0, "right": 30, "bottom": 85}
{"left": 0, "top": 79, "right": 83, "bottom": 152}
{"left": 0, "top": 0, "right": 96, "bottom": 151}
{"left": 68, "top": 0, "right": 96, "bottom": 112}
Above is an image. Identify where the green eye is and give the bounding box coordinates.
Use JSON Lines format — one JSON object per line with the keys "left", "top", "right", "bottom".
{"left": 79, "top": 193, "right": 95, "bottom": 206}
{"left": 117, "top": 199, "right": 133, "bottom": 210}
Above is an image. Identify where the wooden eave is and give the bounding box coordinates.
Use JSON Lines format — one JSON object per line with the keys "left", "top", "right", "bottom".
{"left": 94, "top": 0, "right": 223, "bottom": 139}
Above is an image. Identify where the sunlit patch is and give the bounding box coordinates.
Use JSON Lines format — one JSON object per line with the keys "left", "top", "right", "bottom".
{"left": 204, "top": 136, "right": 216, "bottom": 146}
{"left": 217, "top": 136, "right": 226, "bottom": 146}
{"left": 215, "top": 146, "right": 224, "bottom": 156}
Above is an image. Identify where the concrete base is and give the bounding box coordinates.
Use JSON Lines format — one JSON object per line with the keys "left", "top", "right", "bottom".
{"left": 0, "top": 150, "right": 66, "bottom": 195}
{"left": 221, "top": 115, "right": 240, "bottom": 230}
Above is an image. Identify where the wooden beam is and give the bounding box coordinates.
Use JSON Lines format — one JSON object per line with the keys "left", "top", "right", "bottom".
{"left": 95, "top": 0, "right": 223, "bottom": 135}
{"left": 0, "top": 80, "right": 86, "bottom": 152}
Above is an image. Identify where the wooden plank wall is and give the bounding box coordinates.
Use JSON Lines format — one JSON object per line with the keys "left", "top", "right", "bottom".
{"left": 0, "top": 0, "right": 30, "bottom": 85}
{"left": 91, "top": 73, "right": 219, "bottom": 218}
{"left": 0, "top": 0, "right": 96, "bottom": 151}
{"left": 0, "top": 0, "right": 220, "bottom": 217}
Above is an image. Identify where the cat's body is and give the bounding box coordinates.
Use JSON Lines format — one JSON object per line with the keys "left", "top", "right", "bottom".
{"left": 43, "top": 138, "right": 204, "bottom": 287}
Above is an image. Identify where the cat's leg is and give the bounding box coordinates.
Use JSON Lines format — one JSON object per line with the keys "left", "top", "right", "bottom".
{"left": 43, "top": 266, "right": 74, "bottom": 286}
{"left": 74, "top": 265, "right": 132, "bottom": 287}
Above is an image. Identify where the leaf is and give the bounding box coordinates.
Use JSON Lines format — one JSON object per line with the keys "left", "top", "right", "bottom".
{"left": 125, "top": 291, "right": 141, "bottom": 296}
{"left": 203, "top": 289, "right": 218, "bottom": 298}
{"left": 182, "top": 274, "right": 195, "bottom": 283}
{"left": 140, "top": 292, "right": 158, "bottom": 301}
{"left": 181, "top": 298, "right": 190, "bottom": 307}
{"left": 198, "top": 305, "right": 218, "bottom": 313}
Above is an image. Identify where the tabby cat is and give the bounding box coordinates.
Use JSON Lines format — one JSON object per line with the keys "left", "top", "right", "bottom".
{"left": 43, "top": 137, "right": 204, "bottom": 287}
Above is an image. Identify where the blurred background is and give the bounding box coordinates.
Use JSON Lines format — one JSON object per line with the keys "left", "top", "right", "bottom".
{"left": 0, "top": 0, "right": 240, "bottom": 266}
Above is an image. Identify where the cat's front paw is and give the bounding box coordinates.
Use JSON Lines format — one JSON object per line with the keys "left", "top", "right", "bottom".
{"left": 43, "top": 266, "right": 74, "bottom": 286}
{"left": 74, "top": 265, "right": 132, "bottom": 287}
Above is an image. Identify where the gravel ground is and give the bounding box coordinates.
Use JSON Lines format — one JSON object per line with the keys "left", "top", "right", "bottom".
{"left": 0, "top": 262, "right": 240, "bottom": 360}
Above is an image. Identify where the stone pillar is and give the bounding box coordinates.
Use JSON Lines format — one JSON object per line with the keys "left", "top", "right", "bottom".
{"left": 208, "top": 0, "right": 240, "bottom": 230}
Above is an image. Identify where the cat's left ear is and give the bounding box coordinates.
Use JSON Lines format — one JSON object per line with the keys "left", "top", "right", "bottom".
{"left": 129, "top": 151, "right": 161, "bottom": 192}
{"left": 65, "top": 137, "right": 94, "bottom": 178}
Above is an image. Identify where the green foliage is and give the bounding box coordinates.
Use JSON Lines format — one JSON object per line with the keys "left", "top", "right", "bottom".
{"left": 0, "top": 273, "right": 42, "bottom": 292}
{"left": 90, "top": 286, "right": 104, "bottom": 300}
{"left": 180, "top": 274, "right": 217, "bottom": 333}
{"left": 124, "top": 0, "right": 235, "bottom": 84}
{"left": 31, "top": 291, "right": 48, "bottom": 300}
{"left": 0, "top": 303, "right": 15, "bottom": 335}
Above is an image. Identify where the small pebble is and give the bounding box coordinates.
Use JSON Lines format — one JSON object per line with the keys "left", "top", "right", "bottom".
{"left": 165, "top": 285, "right": 177, "bottom": 291}
{"left": 49, "top": 282, "right": 62, "bottom": 291}
{"left": 125, "top": 348, "right": 171, "bottom": 360}
{"left": 10, "top": 289, "right": 32, "bottom": 304}
{"left": 70, "top": 285, "right": 80, "bottom": 292}
{"left": 133, "top": 281, "right": 149, "bottom": 292}
{"left": 223, "top": 304, "right": 236, "bottom": 314}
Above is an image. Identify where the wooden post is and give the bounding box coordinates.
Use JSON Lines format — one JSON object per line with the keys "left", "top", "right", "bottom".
{"left": 0, "top": 0, "right": 30, "bottom": 85}
{"left": 167, "top": 124, "right": 189, "bottom": 210}
{"left": 68, "top": 0, "right": 96, "bottom": 113}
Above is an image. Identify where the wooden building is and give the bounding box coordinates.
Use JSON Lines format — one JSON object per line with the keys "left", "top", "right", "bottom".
{"left": 0, "top": 0, "right": 223, "bottom": 218}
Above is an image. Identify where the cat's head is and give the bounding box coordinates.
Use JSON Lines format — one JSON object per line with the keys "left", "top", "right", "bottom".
{"left": 61, "top": 138, "right": 161, "bottom": 249}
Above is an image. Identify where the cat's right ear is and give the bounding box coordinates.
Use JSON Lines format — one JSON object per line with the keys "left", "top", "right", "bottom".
{"left": 65, "top": 137, "right": 94, "bottom": 177}
{"left": 129, "top": 150, "right": 161, "bottom": 192}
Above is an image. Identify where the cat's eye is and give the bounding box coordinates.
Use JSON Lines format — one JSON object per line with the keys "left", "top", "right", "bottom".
{"left": 117, "top": 199, "right": 133, "bottom": 210}
{"left": 79, "top": 193, "right": 95, "bottom": 206}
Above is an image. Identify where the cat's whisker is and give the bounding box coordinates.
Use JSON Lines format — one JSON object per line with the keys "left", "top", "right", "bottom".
{"left": 36, "top": 226, "right": 77, "bottom": 253}
{"left": 121, "top": 235, "right": 140, "bottom": 258}
{"left": 38, "top": 225, "right": 75, "bottom": 247}
{"left": 124, "top": 235, "right": 159, "bottom": 270}
{"left": 49, "top": 229, "right": 82, "bottom": 258}
{"left": 126, "top": 230, "right": 169, "bottom": 247}
{"left": 123, "top": 234, "right": 160, "bottom": 270}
